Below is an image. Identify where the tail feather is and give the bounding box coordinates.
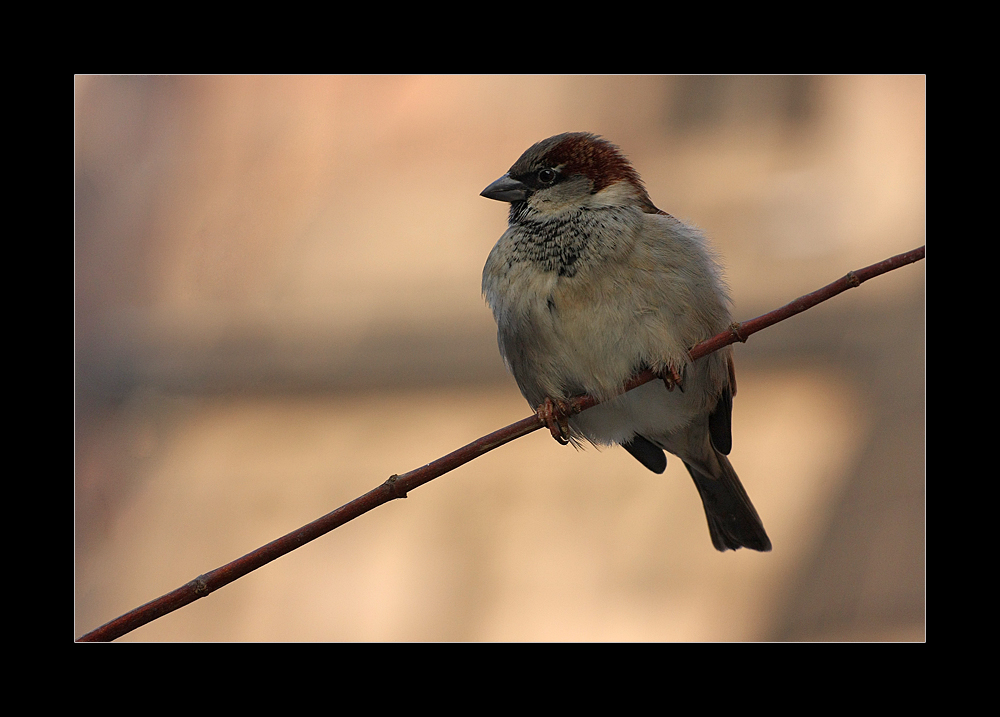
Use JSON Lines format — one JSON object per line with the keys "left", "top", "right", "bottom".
{"left": 622, "top": 435, "right": 667, "bottom": 474}
{"left": 683, "top": 455, "right": 771, "bottom": 552}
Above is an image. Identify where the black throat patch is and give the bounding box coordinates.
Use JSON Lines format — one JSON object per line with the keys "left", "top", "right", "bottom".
{"left": 506, "top": 208, "right": 591, "bottom": 278}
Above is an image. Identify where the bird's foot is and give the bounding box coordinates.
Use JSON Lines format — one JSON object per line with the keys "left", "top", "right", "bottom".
{"left": 657, "top": 365, "right": 684, "bottom": 392}
{"left": 537, "top": 397, "right": 574, "bottom": 445}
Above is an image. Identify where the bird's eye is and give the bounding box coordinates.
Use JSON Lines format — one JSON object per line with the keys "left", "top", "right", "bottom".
{"left": 537, "top": 168, "right": 557, "bottom": 185}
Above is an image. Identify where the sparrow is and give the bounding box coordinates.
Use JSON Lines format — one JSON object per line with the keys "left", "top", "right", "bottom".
{"left": 480, "top": 132, "right": 771, "bottom": 552}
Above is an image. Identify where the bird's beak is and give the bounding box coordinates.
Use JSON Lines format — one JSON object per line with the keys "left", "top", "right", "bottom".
{"left": 481, "top": 174, "right": 529, "bottom": 203}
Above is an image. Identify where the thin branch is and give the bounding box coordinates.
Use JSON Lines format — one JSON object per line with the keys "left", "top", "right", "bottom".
{"left": 77, "top": 245, "right": 924, "bottom": 642}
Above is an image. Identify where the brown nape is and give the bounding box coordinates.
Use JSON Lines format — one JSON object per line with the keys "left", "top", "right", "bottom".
{"left": 544, "top": 133, "right": 646, "bottom": 194}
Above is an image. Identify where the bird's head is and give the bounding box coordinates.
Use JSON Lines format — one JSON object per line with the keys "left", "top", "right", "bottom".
{"left": 481, "top": 132, "right": 662, "bottom": 217}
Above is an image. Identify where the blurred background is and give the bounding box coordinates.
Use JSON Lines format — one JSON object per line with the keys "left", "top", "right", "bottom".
{"left": 75, "top": 75, "right": 925, "bottom": 642}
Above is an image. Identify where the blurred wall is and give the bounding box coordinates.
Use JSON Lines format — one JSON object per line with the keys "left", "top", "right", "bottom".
{"left": 76, "top": 76, "right": 924, "bottom": 641}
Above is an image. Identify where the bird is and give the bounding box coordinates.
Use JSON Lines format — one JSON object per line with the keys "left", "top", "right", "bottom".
{"left": 480, "top": 132, "right": 771, "bottom": 552}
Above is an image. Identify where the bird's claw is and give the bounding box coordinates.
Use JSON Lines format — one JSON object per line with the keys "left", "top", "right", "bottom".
{"left": 658, "top": 365, "right": 684, "bottom": 393}
{"left": 537, "top": 397, "right": 573, "bottom": 445}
